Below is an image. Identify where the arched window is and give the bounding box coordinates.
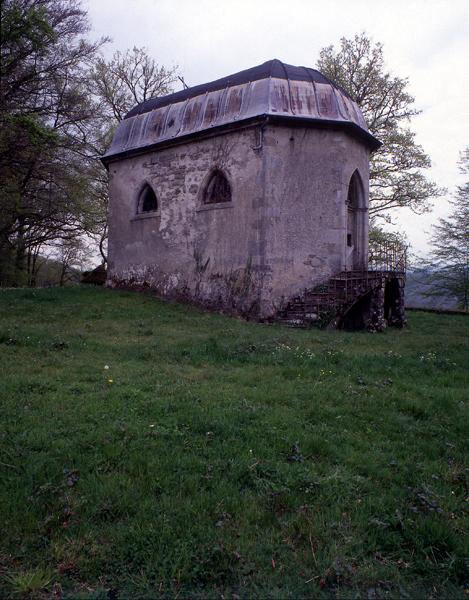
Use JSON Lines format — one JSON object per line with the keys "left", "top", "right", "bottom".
{"left": 347, "top": 172, "right": 360, "bottom": 208}
{"left": 138, "top": 184, "right": 158, "bottom": 213}
{"left": 203, "top": 170, "right": 231, "bottom": 204}
{"left": 345, "top": 170, "right": 366, "bottom": 270}
{"left": 346, "top": 173, "right": 360, "bottom": 247}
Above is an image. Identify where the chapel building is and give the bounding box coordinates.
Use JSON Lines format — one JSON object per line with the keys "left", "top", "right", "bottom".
{"left": 102, "top": 59, "right": 405, "bottom": 329}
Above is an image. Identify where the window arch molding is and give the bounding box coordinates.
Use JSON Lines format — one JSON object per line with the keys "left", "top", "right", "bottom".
{"left": 199, "top": 167, "right": 233, "bottom": 207}
{"left": 136, "top": 182, "right": 159, "bottom": 216}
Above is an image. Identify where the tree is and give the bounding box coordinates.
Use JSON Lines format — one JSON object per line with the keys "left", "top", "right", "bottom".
{"left": 54, "top": 236, "right": 91, "bottom": 286}
{"left": 91, "top": 47, "right": 178, "bottom": 123}
{"left": 0, "top": 0, "right": 107, "bottom": 285}
{"left": 84, "top": 48, "right": 178, "bottom": 262}
{"left": 423, "top": 149, "right": 469, "bottom": 311}
{"left": 0, "top": 4, "right": 179, "bottom": 286}
{"left": 368, "top": 225, "right": 408, "bottom": 271}
{"left": 317, "top": 33, "right": 443, "bottom": 219}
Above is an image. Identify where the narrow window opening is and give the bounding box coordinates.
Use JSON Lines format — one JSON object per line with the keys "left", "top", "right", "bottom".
{"left": 203, "top": 170, "right": 231, "bottom": 204}
{"left": 345, "top": 170, "right": 364, "bottom": 270}
{"left": 138, "top": 184, "right": 158, "bottom": 213}
{"left": 347, "top": 175, "right": 358, "bottom": 208}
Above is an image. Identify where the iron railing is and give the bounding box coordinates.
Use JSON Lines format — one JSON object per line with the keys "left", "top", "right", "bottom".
{"left": 368, "top": 240, "right": 407, "bottom": 273}
{"left": 277, "top": 240, "right": 408, "bottom": 327}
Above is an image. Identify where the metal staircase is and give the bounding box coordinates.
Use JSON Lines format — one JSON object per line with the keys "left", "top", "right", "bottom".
{"left": 274, "top": 242, "right": 407, "bottom": 330}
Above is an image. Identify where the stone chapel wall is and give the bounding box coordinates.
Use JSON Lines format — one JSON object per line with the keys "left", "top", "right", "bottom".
{"left": 106, "top": 123, "right": 370, "bottom": 319}
{"left": 107, "top": 126, "right": 266, "bottom": 316}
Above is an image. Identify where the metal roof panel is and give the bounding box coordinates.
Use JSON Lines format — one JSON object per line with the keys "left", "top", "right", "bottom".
{"left": 103, "top": 59, "right": 380, "bottom": 163}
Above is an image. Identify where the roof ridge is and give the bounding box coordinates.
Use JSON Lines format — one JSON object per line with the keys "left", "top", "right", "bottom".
{"left": 269, "top": 58, "right": 285, "bottom": 75}
{"left": 124, "top": 58, "right": 351, "bottom": 120}
{"left": 104, "top": 58, "right": 381, "bottom": 164}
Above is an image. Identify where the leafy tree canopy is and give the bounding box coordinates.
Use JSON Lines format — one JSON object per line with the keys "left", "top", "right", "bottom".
{"left": 317, "top": 33, "right": 443, "bottom": 219}
{"left": 0, "top": 0, "right": 107, "bottom": 285}
{"left": 90, "top": 47, "right": 178, "bottom": 124}
{"left": 83, "top": 48, "right": 179, "bottom": 264}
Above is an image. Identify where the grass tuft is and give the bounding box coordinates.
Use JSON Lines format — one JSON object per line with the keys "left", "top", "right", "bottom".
{"left": 4, "top": 569, "right": 53, "bottom": 597}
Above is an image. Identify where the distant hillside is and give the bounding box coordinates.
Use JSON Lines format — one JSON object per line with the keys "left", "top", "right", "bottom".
{"left": 405, "top": 269, "right": 459, "bottom": 310}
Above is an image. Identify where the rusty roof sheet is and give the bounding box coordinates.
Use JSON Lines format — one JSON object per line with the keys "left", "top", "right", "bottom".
{"left": 103, "top": 59, "right": 380, "bottom": 163}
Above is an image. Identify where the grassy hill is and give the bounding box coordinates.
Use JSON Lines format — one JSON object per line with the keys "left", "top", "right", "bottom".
{"left": 0, "top": 288, "right": 468, "bottom": 598}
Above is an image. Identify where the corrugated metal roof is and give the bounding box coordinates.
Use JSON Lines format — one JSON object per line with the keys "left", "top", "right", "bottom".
{"left": 103, "top": 59, "right": 380, "bottom": 164}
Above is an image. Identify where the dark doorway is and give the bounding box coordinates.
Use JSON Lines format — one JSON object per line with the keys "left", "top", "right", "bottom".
{"left": 340, "top": 291, "right": 372, "bottom": 330}
{"left": 346, "top": 171, "right": 364, "bottom": 270}
{"left": 384, "top": 278, "right": 403, "bottom": 326}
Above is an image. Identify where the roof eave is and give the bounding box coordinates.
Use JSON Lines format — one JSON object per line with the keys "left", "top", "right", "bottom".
{"left": 266, "top": 115, "right": 382, "bottom": 152}
{"left": 101, "top": 114, "right": 381, "bottom": 167}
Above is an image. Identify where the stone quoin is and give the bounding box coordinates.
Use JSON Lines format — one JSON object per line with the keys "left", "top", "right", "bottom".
{"left": 102, "top": 59, "right": 406, "bottom": 330}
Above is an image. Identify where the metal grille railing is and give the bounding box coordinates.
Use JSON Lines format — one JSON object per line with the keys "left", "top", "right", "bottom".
{"left": 276, "top": 240, "right": 408, "bottom": 327}
{"left": 368, "top": 240, "right": 407, "bottom": 273}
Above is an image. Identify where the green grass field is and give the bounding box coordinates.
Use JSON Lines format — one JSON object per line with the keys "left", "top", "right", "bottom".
{"left": 1, "top": 287, "right": 468, "bottom": 599}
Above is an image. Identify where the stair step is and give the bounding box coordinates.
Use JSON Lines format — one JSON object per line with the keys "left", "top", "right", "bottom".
{"left": 275, "top": 268, "right": 401, "bottom": 329}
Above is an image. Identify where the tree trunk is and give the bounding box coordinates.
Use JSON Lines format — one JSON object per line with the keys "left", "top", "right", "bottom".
{"left": 14, "top": 217, "right": 26, "bottom": 287}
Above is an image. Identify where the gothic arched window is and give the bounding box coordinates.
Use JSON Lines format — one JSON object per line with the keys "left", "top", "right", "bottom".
{"left": 138, "top": 184, "right": 158, "bottom": 213}
{"left": 203, "top": 170, "right": 231, "bottom": 204}
{"left": 346, "top": 171, "right": 362, "bottom": 248}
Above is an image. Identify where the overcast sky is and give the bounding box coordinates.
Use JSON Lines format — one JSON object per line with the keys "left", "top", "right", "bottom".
{"left": 86, "top": 0, "right": 469, "bottom": 256}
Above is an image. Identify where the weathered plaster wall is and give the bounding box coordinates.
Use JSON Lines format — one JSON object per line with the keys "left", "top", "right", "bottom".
{"left": 259, "top": 125, "right": 370, "bottom": 315}
{"left": 107, "top": 126, "right": 266, "bottom": 316}
{"left": 107, "top": 122, "right": 370, "bottom": 319}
